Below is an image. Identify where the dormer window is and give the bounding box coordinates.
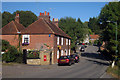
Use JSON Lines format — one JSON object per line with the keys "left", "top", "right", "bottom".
{"left": 22, "top": 35, "right": 30, "bottom": 45}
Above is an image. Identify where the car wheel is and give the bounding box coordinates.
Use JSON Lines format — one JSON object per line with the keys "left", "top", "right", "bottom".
{"left": 68, "top": 62, "right": 71, "bottom": 66}
{"left": 58, "top": 64, "right": 61, "bottom": 66}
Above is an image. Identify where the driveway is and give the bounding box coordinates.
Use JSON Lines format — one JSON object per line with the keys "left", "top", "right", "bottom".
{"left": 2, "top": 45, "right": 113, "bottom": 78}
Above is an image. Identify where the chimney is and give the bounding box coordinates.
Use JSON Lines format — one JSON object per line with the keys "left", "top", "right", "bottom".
{"left": 15, "top": 13, "right": 19, "bottom": 23}
{"left": 38, "top": 11, "right": 50, "bottom": 21}
{"left": 52, "top": 18, "right": 59, "bottom": 27}
{"left": 45, "top": 11, "right": 46, "bottom": 15}
{"left": 47, "top": 12, "right": 49, "bottom": 16}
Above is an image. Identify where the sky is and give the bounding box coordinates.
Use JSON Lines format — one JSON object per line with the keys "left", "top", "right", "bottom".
{"left": 2, "top": 2, "right": 108, "bottom": 22}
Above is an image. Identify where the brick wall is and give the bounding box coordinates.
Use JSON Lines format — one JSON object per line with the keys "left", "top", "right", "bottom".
{"left": 1, "top": 35, "right": 19, "bottom": 47}
{"left": 53, "top": 35, "right": 71, "bottom": 63}
{"left": 22, "top": 34, "right": 54, "bottom": 50}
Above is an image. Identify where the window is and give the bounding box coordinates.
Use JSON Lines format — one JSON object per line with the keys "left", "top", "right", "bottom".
{"left": 22, "top": 35, "right": 30, "bottom": 45}
{"left": 61, "top": 37, "right": 63, "bottom": 45}
{"left": 65, "top": 49, "right": 67, "bottom": 56}
{"left": 57, "top": 50, "right": 59, "bottom": 59}
{"left": 66, "top": 39, "right": 68, "bottom": 45}
{"left": 57, "top": 36, "right": 59, "bottom": 45}
{"left": 69, "top": 49, "right": 70, "bottom": 55}
{"left": 69, "top": 39, "right": 70, "bottom": 45}
{"left": 61, "top": 50, "right": 64, "bottom": 56}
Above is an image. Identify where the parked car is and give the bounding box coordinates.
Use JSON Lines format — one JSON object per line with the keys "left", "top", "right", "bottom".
{"left": 80, "top": 46, "right": 85, "bottom": 52}
{"left": 70, "top": 54, "right": 79, "bottom": 63}
{"left": 58, "top": 55, "right": 75, "bottom": 66}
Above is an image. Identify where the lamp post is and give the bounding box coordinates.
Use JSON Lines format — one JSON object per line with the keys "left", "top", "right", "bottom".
{"left": 106, "top": 20, "right": 118, "bottom": 68}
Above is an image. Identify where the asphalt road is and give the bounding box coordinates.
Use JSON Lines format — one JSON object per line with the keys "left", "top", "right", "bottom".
{"left": 2, "top": 45, "right": 113, "bottom": 78}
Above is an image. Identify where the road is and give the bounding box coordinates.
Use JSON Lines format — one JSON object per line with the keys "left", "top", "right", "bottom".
{"left": 2, "top": 45, "right": 113, "bottom": 78}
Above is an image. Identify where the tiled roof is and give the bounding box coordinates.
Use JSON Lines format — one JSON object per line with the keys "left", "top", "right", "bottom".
{"left": 1, "top": 21, "right": 25, "bottom": 35}
{"left": 21, "top": 18, "right": 71, "bottom": 38}
{"left": 89, "top": 35, "right": 99, "bottom": 39}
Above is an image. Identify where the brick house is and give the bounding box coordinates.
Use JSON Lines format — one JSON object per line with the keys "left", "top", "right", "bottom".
{"left": 0, "top": 13, "right": 25, "bottom": 47}
{"left": 89, "top": 34, "right": 99, "bottom": 43}
{"left": 1, "top": 11, "right": 71, "bottom": 64}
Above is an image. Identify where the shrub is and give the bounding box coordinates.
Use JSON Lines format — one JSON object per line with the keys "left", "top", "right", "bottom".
{"left": 2, "top": 40, "right": 10, "bottom": 51}
{"left": 2, "top": 45, "right": 23, "bottom": 63}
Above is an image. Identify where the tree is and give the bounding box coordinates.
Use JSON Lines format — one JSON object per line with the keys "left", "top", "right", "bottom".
{"left": 13, "top": 10, "right": 37, "bottom": 27}
{"left": 2, "top": 12, "right": 14, "bottom": 27}
{"left": 59, "top": 17, "right": 89, "bottom": 50}
{"left": 88, "top": 17, "right": 101, "bottom": 34}
{"left": 98, "top": 2, "right": 120, "bottom": 66}
{"left": 2, "top": 11, "right": 37, "bottom": 28}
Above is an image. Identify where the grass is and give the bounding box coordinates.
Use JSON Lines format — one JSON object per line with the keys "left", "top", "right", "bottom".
{"left": 2, "top": 62, "right": 23, "bottom": 66}
{"left": 107, "top": 65, "right": 120, "bottom": 79}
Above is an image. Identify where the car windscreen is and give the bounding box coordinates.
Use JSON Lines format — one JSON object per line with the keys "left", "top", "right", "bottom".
{"left": 59, "top": 56, "right": 69, "bottom": 59}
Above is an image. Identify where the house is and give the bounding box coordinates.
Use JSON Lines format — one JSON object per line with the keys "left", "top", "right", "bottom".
{"left": 1, "top": 11, "right": 71, "bottom": 64}
{"left": 0, "top": 13, "right": 25, "bottom": 47}
{"left": 89, "top": 34, "right": 99, "bottom": 43}
{"left": 83, "top": 34, "right": 89, "bottom": 44}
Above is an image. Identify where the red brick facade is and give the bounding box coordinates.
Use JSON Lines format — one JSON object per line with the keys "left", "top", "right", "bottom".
{"left": 1, "top": 11, "right": 71, "bottom": 64}
{"left": 1, "top": 35, "right": 19, "bottom": 47}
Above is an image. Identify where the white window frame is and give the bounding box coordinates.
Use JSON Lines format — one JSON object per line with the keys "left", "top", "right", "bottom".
{"left": 61, "top": 50, "right": 64, "bottom": 56}
{"left": 57, "top": 36, "right": 59, "bottom": 45}
{"left": 57, "top": 50, "right": 59, "bottom": 59}
{"left": 69, "top": 39, "right": 71, "bottom": 45}
{"left": 61, "top": 37, "right": 63, "bottom": 45}
{"left": 22, "top": 35, "right": 30, "bottom": 44}
{"left": 69, "top": 49, "right": 70, "bottom": 55}
{"left": 66, "top": 39, "right": 68, "bottom": 45}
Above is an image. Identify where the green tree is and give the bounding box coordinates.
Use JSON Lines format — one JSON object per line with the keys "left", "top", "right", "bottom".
{"left": 88, "top": 17, "right": 101, "bottom": 34}
{"left": 2, "top": 11, "right": 37, "bottom": 28}
{"left": 98, "top": 2, "right": 120, "bottom": 61}
{"left": 2, "top": 12, "right": 14, "bottom": 27}
{"left": 13, "top": 10, "right": 37, "bottom": 27}
{"left": 59, "top": 17, "right": 88, "bottom": 50}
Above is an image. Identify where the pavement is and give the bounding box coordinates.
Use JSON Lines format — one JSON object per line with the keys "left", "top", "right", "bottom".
{"left": 2, "top": 45, "right": 114, "bottom": 78}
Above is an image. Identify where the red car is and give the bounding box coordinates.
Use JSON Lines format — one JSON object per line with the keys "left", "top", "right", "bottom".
{"left": 58, "top": 55, "right": 75, "bottom": 66}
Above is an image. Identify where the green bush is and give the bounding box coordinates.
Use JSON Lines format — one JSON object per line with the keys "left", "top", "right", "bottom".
{"left": 2, "top": 45, "right": 23, "bottom": 63}
{"left": 2, "top": 40, "right": 10, "bottom": 51}
{"left": 14, "top": 52, "right": 23, "bottom": 63}
{"left": 27, "top": 51, "right": 39, "bottom": 59}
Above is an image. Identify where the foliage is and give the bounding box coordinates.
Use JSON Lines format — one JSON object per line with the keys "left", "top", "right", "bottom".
{"left": 88, "top": 17, "right": 101, "bottom": 34}
{"left": 27, "top": 51, "right": 39, "bottom": 59}
{"left": 2, "top": 10, "right": 37, "bottom": 27}
{"left": 98, "top": 2, "right": 120, "bottom": 59}
{"left": 2, "top": 40, "right": 10, "bottom": 51}
{"left": 2, "top": 42, "right": 23, "bottom": 63}
{"left": 59, "top": 17, "right": 89, "bottom": 50}
{"left": 2, "top": 12, "right": 14, "bottom": 27}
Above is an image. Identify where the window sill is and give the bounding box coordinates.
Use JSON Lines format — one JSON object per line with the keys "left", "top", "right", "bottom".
{"left": 22, "top": 43, "right": 29, "bottom": 46}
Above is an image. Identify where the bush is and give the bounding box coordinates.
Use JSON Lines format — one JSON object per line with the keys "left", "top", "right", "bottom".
{"left": 2, "top": 45, "right": 23, "bottom": 63}
{"left": 2, "top": 40, "right": 10, "bottom": 51}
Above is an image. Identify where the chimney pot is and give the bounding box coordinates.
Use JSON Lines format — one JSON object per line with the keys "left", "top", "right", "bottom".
{"left": 40, "top": 12, "right": 42, "bottom": 16}
{"left": 47, "top": 12, "right": 49, "bottom": 16}
{"left": 45, "top": 11, "right": 46, "bottom": 15}
{"left": 53, "top": 18, "right": 54, "bottom": 21}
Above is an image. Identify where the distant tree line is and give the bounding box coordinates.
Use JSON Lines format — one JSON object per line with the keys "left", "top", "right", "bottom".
{"left": 2, "top": 10, "right": 37, "bottom": 27}
{"left": 59, "top": 17, "right": 89, "bottom": 50}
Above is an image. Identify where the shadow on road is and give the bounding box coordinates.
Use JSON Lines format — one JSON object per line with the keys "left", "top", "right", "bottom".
{"left": 86, "top": 59, "right": 109, "bottom": 66}
{"left": 81, "top": 52, "right": 106, "bottom": 60}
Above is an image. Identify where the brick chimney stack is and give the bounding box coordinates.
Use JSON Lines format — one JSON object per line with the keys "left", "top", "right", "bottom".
{"left": 52, "top": 18, "right": 59, "bottom": 27}
{"left": 38, "top": 11, "right": 50, "bottom": 21}
{"left": 15, "top": 13, "right": 19, "bottom": 23}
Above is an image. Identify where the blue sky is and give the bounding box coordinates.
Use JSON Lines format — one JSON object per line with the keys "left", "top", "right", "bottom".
{"left": 2, "top": 2, "right": 108, "bottom": 22}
